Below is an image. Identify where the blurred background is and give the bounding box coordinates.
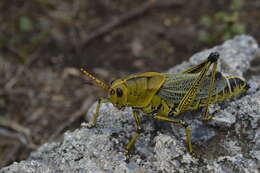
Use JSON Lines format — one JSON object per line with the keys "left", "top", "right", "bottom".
{"left": 0, "top": 0, "right": 260, "bottom": 167}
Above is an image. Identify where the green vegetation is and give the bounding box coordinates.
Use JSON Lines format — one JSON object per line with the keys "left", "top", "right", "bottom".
{"left": 198, "top": 0, "right": 245, "bottom": 45}
{"left": 0, "top": 15, "right": 49, "bottom": 64}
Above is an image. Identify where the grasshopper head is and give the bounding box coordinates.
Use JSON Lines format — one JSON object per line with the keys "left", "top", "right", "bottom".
{"left": 80, "top": 68, "right": 128, "bottom": 110}
{"left": 109, "top": 79, "right": 128, "bottom": 110}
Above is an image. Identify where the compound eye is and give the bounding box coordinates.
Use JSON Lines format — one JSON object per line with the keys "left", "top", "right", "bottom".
{"left": 116, "top": 88, "right": 123, "bottom": 97}
{"left": 110, "top": 89, "right": 115, "bottom": 95}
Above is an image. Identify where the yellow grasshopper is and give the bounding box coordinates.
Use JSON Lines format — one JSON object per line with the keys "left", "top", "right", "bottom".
{"left": 80, "top": 52, "right": 249, "bottom": 157}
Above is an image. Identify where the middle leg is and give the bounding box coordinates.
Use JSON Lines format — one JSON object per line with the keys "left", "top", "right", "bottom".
{"left": 125, "top": 110, "right": 143, "bottom": 157}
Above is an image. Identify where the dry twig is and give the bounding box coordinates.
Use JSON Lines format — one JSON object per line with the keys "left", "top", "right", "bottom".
{"left": 83, "top": 0, "right": 184, "bottom": 46}
{"left": 0, "top": 117, "right": 37, "bottom": 149}
{"left": 49, "top": 97, "right": 94, "bottom": 141}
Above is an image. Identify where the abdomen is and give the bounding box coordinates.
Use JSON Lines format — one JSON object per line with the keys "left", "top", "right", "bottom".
{"left": 190, "top": 75, "right": 248, "bottom": 108}
{"left": 157, "top": 73, "right": 248, "bottom": 107}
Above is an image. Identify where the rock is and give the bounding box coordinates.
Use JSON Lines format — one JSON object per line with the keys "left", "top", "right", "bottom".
{"left": 1, "top": 35, "right": 260, "bottom": 173}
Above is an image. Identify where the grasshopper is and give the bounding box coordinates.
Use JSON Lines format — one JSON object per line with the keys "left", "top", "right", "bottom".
{"left": 80, "top": 52, "right": 249, "bottom": 157}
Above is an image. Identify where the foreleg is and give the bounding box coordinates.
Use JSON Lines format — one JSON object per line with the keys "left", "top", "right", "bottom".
{"left": 81, "top": 98, "right": 110, "bottom": 128}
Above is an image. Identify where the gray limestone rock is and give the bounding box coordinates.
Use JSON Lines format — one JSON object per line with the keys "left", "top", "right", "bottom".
{"left": 1, "top": 35, "right": 260, "bottom": 173}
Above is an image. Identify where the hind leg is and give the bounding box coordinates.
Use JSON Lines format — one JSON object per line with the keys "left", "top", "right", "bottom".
{"left": 153, "top": 114, "right": 196, "bottom": 157}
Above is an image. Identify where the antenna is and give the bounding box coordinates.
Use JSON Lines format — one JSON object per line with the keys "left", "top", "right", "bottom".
{"left": 80, "top": 68, "right": 111, "bottom": 91}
